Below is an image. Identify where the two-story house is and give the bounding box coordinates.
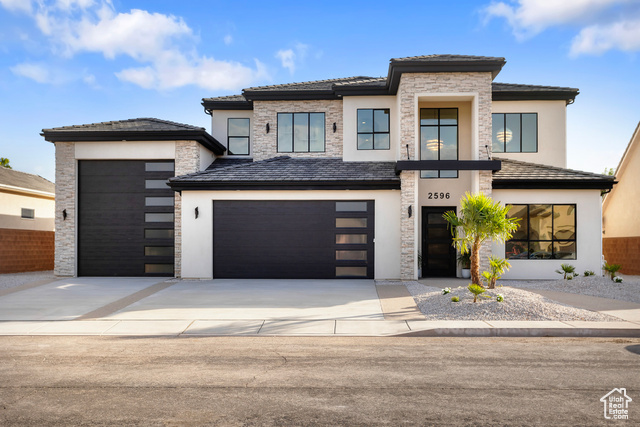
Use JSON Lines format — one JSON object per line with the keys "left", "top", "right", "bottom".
{"left": 42, "top": 54, "right": 614, "bottom": 280}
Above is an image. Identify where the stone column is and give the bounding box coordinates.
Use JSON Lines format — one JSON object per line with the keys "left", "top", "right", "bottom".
{"left": 174, "top": 141, "right": 201, "bottom": 278}
{"left": 400, "top": 170, "right": 417, "bottom": 280}
{"left": 54, "top": 142, "right": 76, "bottom": 276}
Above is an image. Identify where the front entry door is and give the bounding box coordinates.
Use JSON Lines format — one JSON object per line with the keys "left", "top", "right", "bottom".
{"left": 422, "top": 207, "right": 456, "bottom": 277}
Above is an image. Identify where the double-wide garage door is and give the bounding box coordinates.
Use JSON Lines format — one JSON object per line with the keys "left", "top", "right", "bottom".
{"left": 213, "top": 200, "right": 374, "bottom": 279}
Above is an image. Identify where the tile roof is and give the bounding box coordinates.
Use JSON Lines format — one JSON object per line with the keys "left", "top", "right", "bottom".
{"left": 169, "top": 156, "right": 400, "bottom": 190}
{"left": 0, "top": 167, "right": 55, "bottom": 194}
{"left": 391, "top": 54, "right": 506, "bottom": 62}
{"left": 42, "top": 118, "right": 204, "bottom": 132}
{"left": 492, "top": 82, "right": 579, "bottom": 93}
{"left": 493, "top": 158, "right": 615, "bottom": 189}
{"left": 242, "top": 76, "right": 381, "bottom": 93}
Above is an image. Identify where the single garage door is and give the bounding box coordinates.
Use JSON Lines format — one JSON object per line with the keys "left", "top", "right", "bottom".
{"left": 78, "top": 160, "right": 175, "bottom": 276}
{"left": 212, "top": 200, "right": 374, "bottom": 279}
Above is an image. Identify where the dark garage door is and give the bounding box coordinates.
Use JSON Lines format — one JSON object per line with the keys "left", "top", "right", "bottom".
{"left": 212, "top": 200, "right": 374, "bottom": 279}
{"left": 78, "top": 160, "right": 175, "bottom": 276}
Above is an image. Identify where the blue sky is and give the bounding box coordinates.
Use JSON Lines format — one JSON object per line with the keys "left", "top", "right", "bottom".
{"left": 1, "top": 0, "right": 639, "bottom": 182}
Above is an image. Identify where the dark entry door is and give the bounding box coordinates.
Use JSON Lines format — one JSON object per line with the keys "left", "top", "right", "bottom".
{"left": 421, "top": 207, "right": 456, "bottom": 277}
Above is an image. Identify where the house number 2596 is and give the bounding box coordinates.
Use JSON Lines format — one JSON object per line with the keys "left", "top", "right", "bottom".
{"left": 428, "top": 192, "right": 450, "bottom": 199}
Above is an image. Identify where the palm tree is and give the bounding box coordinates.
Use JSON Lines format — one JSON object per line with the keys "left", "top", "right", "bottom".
{"left": 443, "top": 192, "right": 520, "bottom": 287}
{"left": 0, "top": 157, "right": 11, "bottom": 169}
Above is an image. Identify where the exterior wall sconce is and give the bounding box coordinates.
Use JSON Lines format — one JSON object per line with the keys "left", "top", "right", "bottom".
{"left": 62, "top": 209, "right": 67, "bottom": 220}
{"left": 266, "top": 123, "right": 270, "bottom": 134}
{"left": 485, "top": 144, "right": 491, "bottom": 160}
{"left": 333, "top": 122, "right": 337, "bottom": 133}
{"left": 195, "top": 207, "right": 199, "bottom": 219}
{"left": 408, "top": 205, "right": 412, "bottom": 218}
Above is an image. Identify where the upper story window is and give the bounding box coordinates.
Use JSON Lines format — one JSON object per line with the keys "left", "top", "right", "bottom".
{"left": 277, "top": 112, "right": 325, "bottom": 153}
{"left": 21, "top": 208, "right": 35, "bottom": 219}
{"left": 357, "top": 109, "right": 390, "bottom": 150}
{"left": 420, "top": 108, "right": 458, "bottom": 179}
{"left": 492, "top": 113, "right": 537, "bottom": 153}
{"left": 505, "top": 204, "right": 576, "bottom": 260}
{"left": 228, "top": 118, "right": 250, "bottom": 155}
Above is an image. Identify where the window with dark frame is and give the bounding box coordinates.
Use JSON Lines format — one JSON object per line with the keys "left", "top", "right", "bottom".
{"left": 357, "top": 109, "right": 390, "bottom": 150}
{"left": 227, "top": 118, "right": 250, "bottom": 155}
{"left": 505, "top": 204, "right": 576, "bottom": 260}
{"left": 21, "top": 208, "right": 35, "bottom": 219}
{"left": 277, "top": 112, "right": 325, "bottom": 153}
{"left": 420, "top": 108, "right": 458, "bottom": 179}
{"left": 492, "top": 113, "right": 537, "bottom": 153}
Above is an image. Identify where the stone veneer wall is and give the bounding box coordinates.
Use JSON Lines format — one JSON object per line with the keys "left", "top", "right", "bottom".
{"left": 251, "top": 100, "right": 343, "bottom": 161}
{"left": 174, "top": 140, "right": 201, "bottom": 278}
{"left": 397, "top": 72, "right": 494, "bottom": 279}
{"left": 54, "top": 142, "right": 76, "bottom": 276}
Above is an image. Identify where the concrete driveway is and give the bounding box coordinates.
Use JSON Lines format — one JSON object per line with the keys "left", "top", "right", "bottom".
{"left": 0, "top": 277, "right": 423, "bottom": 336}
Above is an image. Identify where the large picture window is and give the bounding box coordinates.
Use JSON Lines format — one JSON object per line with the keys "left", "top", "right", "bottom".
{"left": 227, "top": 118, "right": 250, "bottom": 155}
{"left": 357, "top": 109, "right": 390, "bottom": 150}
{"left": 420, "top": 108, "right": 458, "bottom": 178}
{"left": 492, "top": 113, "right": 537, "bottom": 153}
{"left": 505, "top": 204, "right": 576, "bottom": 260}
{"left": 277, "top": 112, "right": 325, "bottom": 153}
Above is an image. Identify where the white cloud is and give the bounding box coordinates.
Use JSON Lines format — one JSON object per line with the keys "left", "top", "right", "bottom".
{"left": 0, "top": 0, "right": 33, "bottom": 13}
{"left": 483, "top": 0, "right": 640, "bottom": 55}
{"left": 3, "top": 0, "right": 268, "bottom": 90}
{"left": 275, "top": 49, "right": 296, "bottom": 73}
{"left": 224, "top": 34, "right": 233, "bottom": 45}
{"left": 10, "top": 62, "right": 51, "bottom": 83}
{"left": 275, "top": 43, "right": 309, "bottom": 74}
{"left": 570, "top": 17, "right": 640, "bottom": 55}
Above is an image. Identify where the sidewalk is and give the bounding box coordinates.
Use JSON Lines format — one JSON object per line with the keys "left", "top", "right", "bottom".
{"left": 0, "top": 276, "right": 638, "bottom": 337}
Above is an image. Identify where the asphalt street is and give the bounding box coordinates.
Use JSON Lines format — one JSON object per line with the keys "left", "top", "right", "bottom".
{"left": 0, "top": 336, "right": 638, "bottom": 425}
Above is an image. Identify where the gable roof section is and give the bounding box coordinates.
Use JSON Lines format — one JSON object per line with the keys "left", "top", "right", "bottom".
{"left": 493, "top": 158, "right": 615, "bottom": 190}
{"left": 168, "top": 156, "right": 400, "bottom": 191}
{"left": 41, "top": 118, "right": 226, "bottom": 155}
{"left": 0, "top": 167, "right": 55, "bottom": 196}
{"left": 203, "top": 55, "right": 577, "bottom": 110}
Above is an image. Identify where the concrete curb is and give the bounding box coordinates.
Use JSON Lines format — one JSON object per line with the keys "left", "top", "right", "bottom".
{"left": 395, "top": 327, "right": 640, "bottom": 338}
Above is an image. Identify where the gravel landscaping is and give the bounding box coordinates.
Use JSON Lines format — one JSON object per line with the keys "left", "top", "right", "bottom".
{"left": 406, "top": 282, "right": 621, "bottom": 321}
{"left": 0, "top": 270, "right": 55, "bottom": 291}
{"left": 502, "top": 274, "right": 640, "bottom": 304}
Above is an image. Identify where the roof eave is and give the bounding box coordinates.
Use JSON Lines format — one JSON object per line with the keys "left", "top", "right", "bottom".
{"left": 202, "top": 99, "right": 253, "bottom": 111}
{"left": 492, "top": 91, "right": 579, "bottom": 103}
{"left": 242, "top": 90, "right": 338, "bottom": 101}
{"left": 493, "top": 179, "right": 616, "bottom": 190}
{"left": 41, "top": 130, "right": 226, "bottom": 155}
{"left": 168, "top": 180, "right": 401, "bottom": 191}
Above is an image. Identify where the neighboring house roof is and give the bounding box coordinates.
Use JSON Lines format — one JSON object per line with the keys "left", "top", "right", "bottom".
{"left": 0, "top": 167, "right": 55, "bottom": 197}
{"left": 168, "top": 156, "right": 400, "bottom": 191}
{"left": 203, "top": 54, "right": 577, "bottom": 110}
{"left": 41, "top": 118, "right": 226, "bottom": 155}
{"left": 493, "top": 158, "right": 615, "bottom": 190}
{"left": 603, "top": 120, "right": 640, "bottom": 211}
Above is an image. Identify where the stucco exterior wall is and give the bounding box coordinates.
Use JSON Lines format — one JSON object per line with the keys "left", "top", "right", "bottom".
{"left": 602, "top": 129, "right": 640, "bottom": 237}
{"left": 491, "top": 100, "right": 567, "bottom": 168}
{"left": 342, "top": 96, "right": 398, "bottom": 162}
{"left": 251, "top": 100, "right": 343, "bottom": 161}
{"left": 210, "top": 110, "right": 254, "bottom": 158}
{"left": 180, "top": 190, "right": 402, "bottom": 280}
{"left": 75, "top": 141, "right": 176, "bottom": 159}
{"left": 0, "top": 191, "right": 54, "bottom": 231}
{"left": 492, "top": 189, "right": 603, "bottom": 279}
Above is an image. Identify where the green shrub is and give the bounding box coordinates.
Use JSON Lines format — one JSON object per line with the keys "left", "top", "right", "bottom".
{"left": 567, "top": 275, "right": 573, "bottom": 280}
{"left": 555, "top": 264, "right": 576, "bottom": 280}
{"left": 583, "top": 270, "right": 595, "bottom": 277}
{"left": 604, "top": 263, "right": 623, "bottom": 281}
{"left": 614, "top": 276, "right": 623, "bottom": 283}
{"left": 481, "top": 256, "right": 511, "bottom": 289}
{"left": 442, "top": 287, "right": 451, "bottom": 295}
{"left": 467, "top": 284, "right": 488, "bottom": 303}
{"left": 496, "top": 294, "right": 504, "bottom": 302}
{"left": 451, "top": 296, "right": 460, "bottom": 302}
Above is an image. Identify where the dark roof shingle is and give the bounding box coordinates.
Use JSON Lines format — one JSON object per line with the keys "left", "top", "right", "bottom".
{"left": 0, "top": 167, "right": 54, "bottom": 194}
{"left": 493, "top": 158, "right": 615, "bottom": 189}
{"left": 42, "top": 118, "right": 204, "bottom": 132}
{"left": 169, "top": 156, "right": 400, "bottom": 190}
